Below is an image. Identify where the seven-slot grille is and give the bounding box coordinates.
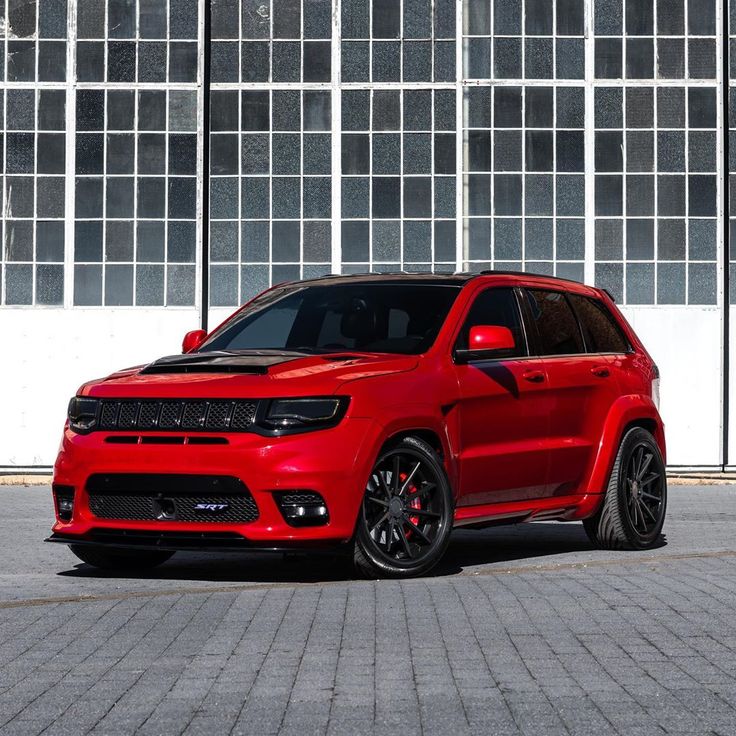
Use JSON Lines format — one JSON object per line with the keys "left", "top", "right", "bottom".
{"left": 86, "top": 474, "right": 259, "bottom": 524}
{"left": 98, "top": 399, "right": 258, "bottom": 432}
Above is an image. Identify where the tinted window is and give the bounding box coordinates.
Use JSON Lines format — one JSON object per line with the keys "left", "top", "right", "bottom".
{"left": 203, "top": 283, "right": 461, "bottom": 355}
{"left": 455, "top": 287, "right": 525, "bottom": 356}
{"left": 568, "top": 294, "right": 630, "bottom": 353}
{"left": 525, "top": 289, "right": 584, "bottom": 356}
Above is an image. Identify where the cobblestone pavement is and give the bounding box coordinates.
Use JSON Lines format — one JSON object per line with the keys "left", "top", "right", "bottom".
{"left": 1, "top": 484, "right": 735, "bottom": 735}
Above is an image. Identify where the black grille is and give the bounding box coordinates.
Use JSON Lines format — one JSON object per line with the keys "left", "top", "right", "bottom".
{"left": 86, "top": 474, "right": 259, "bottom": 524}
{"left": 137, "top": 402, "right": 160, "bottom": 428}
{"left": 97, "top": 399, "right": 259, "bottom": 432}
{"left": 231, "top": 401, "right": 257, "bottom": 429}
{"left": 279, "top": 492, "right": 325, "bottom": 505}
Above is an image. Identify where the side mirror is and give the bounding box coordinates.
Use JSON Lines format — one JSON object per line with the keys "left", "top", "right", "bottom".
{"left": 182, "top": 329, "right": 207, "bottom": 354}
{"left": 455, "top": 325, "right": 516, "bottom": 364}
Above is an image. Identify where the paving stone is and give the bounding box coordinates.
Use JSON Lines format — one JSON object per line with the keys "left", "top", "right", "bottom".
{"left": 1, "top": 485, "right": 736, "bottom": 734}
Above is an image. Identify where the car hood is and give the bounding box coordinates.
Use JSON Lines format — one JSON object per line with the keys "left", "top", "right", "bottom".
{"left": 81, "top": 350, "right": 419, "bottom": 399}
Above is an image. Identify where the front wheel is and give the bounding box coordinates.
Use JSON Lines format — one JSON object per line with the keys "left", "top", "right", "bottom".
{"left": 584, "top": 426, "right": 667, "bottom": 550}
{"left": 353, "top": 436, "right": 454, "bottom": 578}
{"left": 69, "top": 545, "right": 174, "bottom": 571}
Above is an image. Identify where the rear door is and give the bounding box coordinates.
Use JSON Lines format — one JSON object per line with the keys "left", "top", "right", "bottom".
{"left": 453, "top": 286, "right": 554, "bottom": 505}
{"left": 521, "top": 288, "right": 622, "bottom": 496}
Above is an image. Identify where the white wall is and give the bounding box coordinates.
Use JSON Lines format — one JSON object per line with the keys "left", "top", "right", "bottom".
{"left": 0, "top": 308, "right": 199, "bottom": 468}
{"left": 728, "top": 307, "right": 736, "bottom": 469}
{"left": 622, "top": 306, "right": 723, "bottom": 468}
{"left": 0, "top": 305, "right": 725, "bottom": 468}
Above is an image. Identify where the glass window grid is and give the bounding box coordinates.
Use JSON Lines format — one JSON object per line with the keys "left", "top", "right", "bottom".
{"left": 3, "top": 0, "right": 69, "bottom": 84}
{"left": 461, "top": 83, "right": 586, "bottom": 282}
{"left": 73, "top": 87, "right": 199, "bottom": 307}
{"left": 76, "top": 0, "right": 198, "bottom": 84}
{"left": 341, "top": 0, "right": 456, "bottom": 83}
{"left": 340, "top": 88, "right": 457, "bottom": 276}
{"left": 3, "top": 0, "right": 735, "bottom": 310}
{"left": 209, "top": 88, "right": 333, "bottom": 307}
{"left": 593, "top": 0, "right": 717, "bottom": 81}
{"left": 211, "top": 0, "right": 332, "bottom": 84}
{"left": 1, "top": 87, "right": 66, "bottom": 305}
{"left": 594, "top": 83, "right": 718, "bottom": 305}
{"left": 1, "top": 0, "right": 68, "bottom": 305}
{"left": 730, "top": 0, "right": 736, "bottom": 303}
{"left": 462, "top": 0, "right": 586, "bottom": 81}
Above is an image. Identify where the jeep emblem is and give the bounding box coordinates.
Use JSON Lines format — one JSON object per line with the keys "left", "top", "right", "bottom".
{"left": 194, "top": 502, "right": 230, "bottom": 513}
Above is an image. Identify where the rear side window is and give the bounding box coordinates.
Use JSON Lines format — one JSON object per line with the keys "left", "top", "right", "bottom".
{"left": 525, "top": 289, "right": 584, "bottom": 356}
{"left": 568, "top": 294, "right": 630, "bottom": 354}
{"left": 455, "top": 287, "right": 526, "bottom": 356}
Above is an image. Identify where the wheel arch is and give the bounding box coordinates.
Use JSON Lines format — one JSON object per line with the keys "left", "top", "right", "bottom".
{"left": 380, "top": 428, "right": 445, "bottom": 459}
{"left": 374, "top": 418, "right": 459, "bottom": 498}
{"left": 586, "top": 395, "right": 666, "bottom": 495}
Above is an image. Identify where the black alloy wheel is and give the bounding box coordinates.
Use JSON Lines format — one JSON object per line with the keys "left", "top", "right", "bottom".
{"left": 623, "top": 441, "right": 665, "bottom": 537}
{"left": 584, "top": 426, "right": 667, "bottom": 550}
{"left": 353, "top": 436, "right": 453, "bottom": 578}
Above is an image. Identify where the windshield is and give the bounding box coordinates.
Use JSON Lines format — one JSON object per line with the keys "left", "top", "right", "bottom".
{"left": 201, "top": 282, "right": 462, "bottom": 356}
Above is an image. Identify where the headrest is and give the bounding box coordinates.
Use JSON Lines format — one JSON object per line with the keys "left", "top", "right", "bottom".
{"left": 340, "top": 298, "right": 377, "bottom": 342}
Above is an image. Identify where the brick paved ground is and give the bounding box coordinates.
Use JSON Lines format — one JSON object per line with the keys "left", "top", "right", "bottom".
{"left": 0, "top": 484, "right": 735, "bottom": 735}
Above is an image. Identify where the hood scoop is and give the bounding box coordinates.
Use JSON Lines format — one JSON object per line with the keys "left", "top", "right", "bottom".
{"left": 139, "top": 351, "right": 305, "bottom": 375}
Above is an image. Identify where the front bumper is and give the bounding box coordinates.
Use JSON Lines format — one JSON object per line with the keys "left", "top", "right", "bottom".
{"left": 51, "top": 416, "right": 381, "bottom": 548}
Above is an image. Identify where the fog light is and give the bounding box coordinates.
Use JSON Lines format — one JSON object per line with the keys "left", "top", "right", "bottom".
{"left": 53, "top": 485, "right": 75, "bottom": 522}
{"left": 274, "top": 491, "right": 329, "bottom": 527}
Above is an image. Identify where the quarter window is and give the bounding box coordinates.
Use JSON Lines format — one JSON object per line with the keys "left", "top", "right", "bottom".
{"left": 455, "top": 287, "right": 525, "bottom": 356}
{"left": 525, "top": 289, "right": 585, "bottom": 356}
{"left": 568, "top": 294, "right": 630, "bottom": 353}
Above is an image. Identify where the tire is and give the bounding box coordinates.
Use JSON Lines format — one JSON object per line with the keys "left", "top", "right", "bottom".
{"left": 353, "top": 436, "right": 454, "bottom": 578}
{"left": 69, "top": 545, "right": 174, "bottom": 571}
{"left": 584, "top": 426, "right": 667, "bottom": 550}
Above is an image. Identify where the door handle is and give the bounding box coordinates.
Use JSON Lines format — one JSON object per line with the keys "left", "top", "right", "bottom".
{"left": 522, "top": 370, "right": 545, "bottom": 383}
{"left": 591, "top": 365, "right": 610, "bottom": 378}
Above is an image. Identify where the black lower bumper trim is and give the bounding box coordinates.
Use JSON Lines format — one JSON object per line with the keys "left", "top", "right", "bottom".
{"left": 45, "top": 531, "right": 345, "bottom": 554}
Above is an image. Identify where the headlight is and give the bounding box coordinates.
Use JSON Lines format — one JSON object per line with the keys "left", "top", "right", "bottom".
{"left": 67, "top": 397, "right": 99, "bottom": 434}
{"left": 259, "top": 397, "right": 349, "bottom": 433}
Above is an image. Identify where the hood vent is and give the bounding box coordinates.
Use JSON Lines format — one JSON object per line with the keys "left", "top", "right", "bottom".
{"left": 139, "top": 351, "right": 306, "bottom": 375}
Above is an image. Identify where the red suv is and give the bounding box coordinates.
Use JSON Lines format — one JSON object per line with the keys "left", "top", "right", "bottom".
{"left": 49, "top": 272, "right": 666, "bottom": 578}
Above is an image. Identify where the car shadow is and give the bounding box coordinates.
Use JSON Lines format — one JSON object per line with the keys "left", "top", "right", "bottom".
{"left": 56, "top": 521, "right": 666, "bottom": 584}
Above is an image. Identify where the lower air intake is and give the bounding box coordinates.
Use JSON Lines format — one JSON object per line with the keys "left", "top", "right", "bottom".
{"left": 274, "top": 491, "right": 329, "bottom": 527}
{"left": 86, "top": 474, "right": 259, "bottom": 524}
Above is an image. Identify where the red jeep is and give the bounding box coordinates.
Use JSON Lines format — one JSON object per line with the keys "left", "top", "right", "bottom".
{"left": 50, "top": 272, "right": 666, "bottom": 578}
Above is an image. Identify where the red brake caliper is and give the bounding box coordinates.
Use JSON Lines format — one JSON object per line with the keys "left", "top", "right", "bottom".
{"left": 399, "top": 472, "right": 422, "bottom": 534}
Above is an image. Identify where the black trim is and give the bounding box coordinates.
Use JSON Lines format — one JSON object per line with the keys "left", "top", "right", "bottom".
{"left": 200, "top": 0, "right": 212, "bottom": 332}
{"left": 45, "top": 531, "right": 345, "bottom": 554}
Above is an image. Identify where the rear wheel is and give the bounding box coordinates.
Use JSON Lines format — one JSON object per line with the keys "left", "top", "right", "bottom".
{"left": 584, "top": 426, "right": 667, "bottom": 550}
{"left": 353, "top": 437, "right": 453, "bottom": 578}
{"left": 69, "top": 545, "right": 174, "bottom": 571}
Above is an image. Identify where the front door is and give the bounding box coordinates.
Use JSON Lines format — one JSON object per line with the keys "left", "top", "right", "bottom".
{"left": 453, "top": 287, "right": 554, "bottom": 506}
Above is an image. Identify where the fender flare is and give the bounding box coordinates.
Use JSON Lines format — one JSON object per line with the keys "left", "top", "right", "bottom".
{"left": 587, "top": 395, "right": 665, "bottom": 494}
{"left": 370, "top": 406, "right": 460, "bottom": 499}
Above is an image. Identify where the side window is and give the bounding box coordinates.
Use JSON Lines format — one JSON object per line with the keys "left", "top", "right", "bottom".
{"left": 525, "top": 289, "right": 585, "bottom": 356}
{"left": 568, "top": 294, "right": 630, "bottom": 354}
{"left": 455, "top": 287, "right": 525, "bottom": 356}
